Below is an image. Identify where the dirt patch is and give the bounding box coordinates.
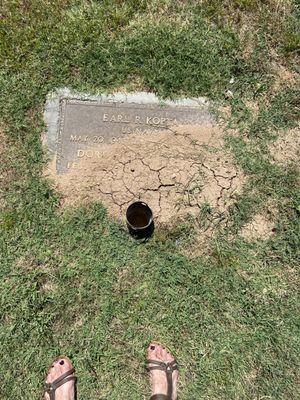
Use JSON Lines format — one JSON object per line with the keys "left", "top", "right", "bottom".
{"left": 272, "top": 64, "right": 298, "bottom": 92}
{"left": 269, "top": 128, "right": 300, "bottom": 165}
{"left": 240, "top": 205, "right": 277, "bottom": 241}
{"left": 47, "top": 123, "right": 245, "bottom": 227}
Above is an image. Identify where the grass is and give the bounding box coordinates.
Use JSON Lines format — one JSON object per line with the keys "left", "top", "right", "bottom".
{"left": 0, "top": 0, "right": 300, "bottom": 399}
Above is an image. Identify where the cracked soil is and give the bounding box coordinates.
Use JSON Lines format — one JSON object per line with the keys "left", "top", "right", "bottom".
{"left": 47, "top": 123, "right": 245, "bottom": 226}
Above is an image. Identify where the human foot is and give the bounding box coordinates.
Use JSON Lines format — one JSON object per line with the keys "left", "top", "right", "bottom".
{"left": 44, "top": 357, "right": 76, "bottom": 400}
{"left": 147, "top": 343, "right": 178, "bottom": 400}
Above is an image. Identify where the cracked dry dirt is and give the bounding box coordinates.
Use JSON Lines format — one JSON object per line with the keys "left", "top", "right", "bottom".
{"left": 47, "top": 123, "right": 245, "bottom": 226}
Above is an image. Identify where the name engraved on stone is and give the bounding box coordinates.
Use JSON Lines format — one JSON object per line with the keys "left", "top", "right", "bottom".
{"left": 56, "top": 99, "right": 211, "bottom": 173}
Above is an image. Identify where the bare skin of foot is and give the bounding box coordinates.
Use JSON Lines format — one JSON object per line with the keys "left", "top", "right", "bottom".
{"left": 45, "top": 357, "right": 75, "bottom": 400}
{"left": 147, "top": 343, "right": 178, "bottom": 400}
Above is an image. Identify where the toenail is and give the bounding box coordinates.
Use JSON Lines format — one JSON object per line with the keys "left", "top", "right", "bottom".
{"left": 150, "top": 345, "right": 155, "bottom": 350}
{"left": 59, "top": 360, "right": 64, "bottom": 365}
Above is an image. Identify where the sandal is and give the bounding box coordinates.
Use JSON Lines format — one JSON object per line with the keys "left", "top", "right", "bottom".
{"left": 146, "top": 358, "right": 178, "bottom": 400}
{"left": 44, "top": 359, "right": 77, "bottom": 400}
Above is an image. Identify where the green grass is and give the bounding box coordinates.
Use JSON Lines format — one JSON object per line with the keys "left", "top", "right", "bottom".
{"left": 0, "top": 1, "right": 299, "bottom": 399}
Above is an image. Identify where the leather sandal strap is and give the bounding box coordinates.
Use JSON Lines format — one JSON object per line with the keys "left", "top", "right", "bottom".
{"left": 147, "top": 365, "right": 168, "bottom": 371}
{"left": 146, "top": 359, "right": 178, "bottom": 400}
{"left": 47, "top": 368, "right": 75, "bottom": 388}
{"left": 168, "top": 360, "right": 178, "bottom": 370}
{"left": 147, "top": 360, "right": 168, "bottom": 367}
{"left": 45, "top": 368, "right": 76, "bottom": 400}
{"left": 146, "top": 360, "right": 178, "bottom": 370}
{"left": 166, "top": 367, "right": 173, "bottom": 398}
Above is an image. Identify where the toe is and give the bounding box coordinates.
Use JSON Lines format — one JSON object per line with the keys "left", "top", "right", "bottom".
{"left": 56, "top": 357, "right": 73, "bottom": 374}
{"left": 165, "top": 350, "right": 174, "bottom": 363}
{"left": 156, "top": 344, "right": 164, "bottom": 360}
{"left": 148, "top": 343, "right": 159, "bottom": 360}
{"left": 45, "top": 363, "right": 56, "bottom": 384}
{"left": 160, "top": 347, "right": 169, "bottom": 361}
